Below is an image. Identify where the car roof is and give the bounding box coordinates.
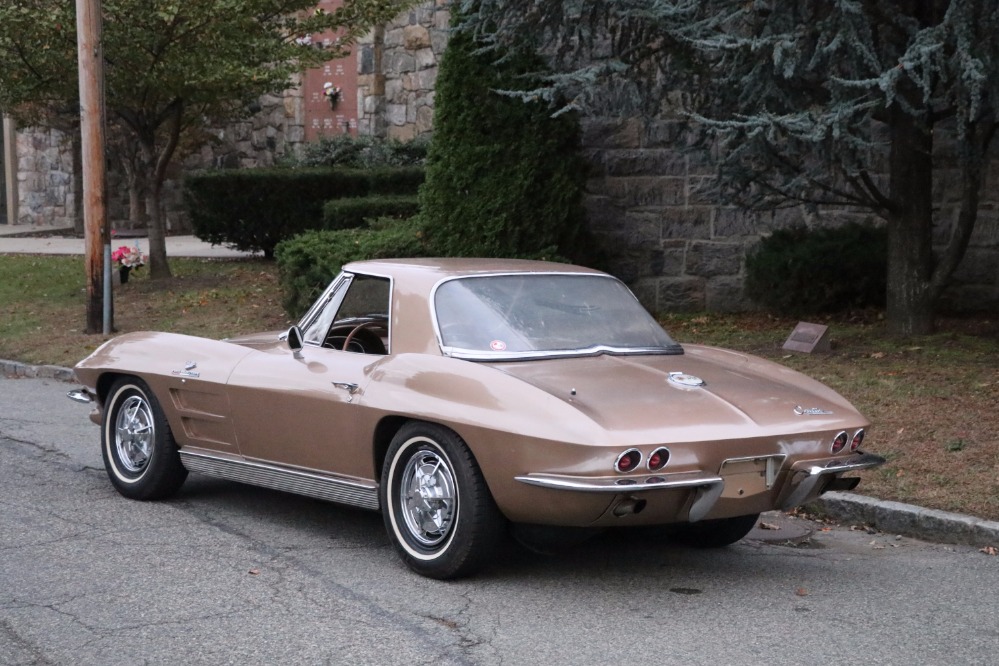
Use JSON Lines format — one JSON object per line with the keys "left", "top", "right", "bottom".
{"left": 342, "top": 257, "right": 606, "bottom": 280}
{"left": 339, "top": 259, "right": 613, "bottom": 356}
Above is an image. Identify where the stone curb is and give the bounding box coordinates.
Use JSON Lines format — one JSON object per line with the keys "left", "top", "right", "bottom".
{"left": 0, "top": 359, "right": 76, "bottom": 382}
{"left": 808, "top": 491, "right": 999, "bottom": 548}
{"left": 3, "top": 358, "right": 998, "bottom": 550}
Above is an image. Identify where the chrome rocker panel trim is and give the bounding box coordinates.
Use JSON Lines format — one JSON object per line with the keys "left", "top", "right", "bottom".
{"left": 514, "top": 470, "right": 725, "bottom": 523}
{"left": 179, "top": 450, "right": 380, "bottom": 511}
{"left": 780, "top": 452, "right": 887, "bottom": 510}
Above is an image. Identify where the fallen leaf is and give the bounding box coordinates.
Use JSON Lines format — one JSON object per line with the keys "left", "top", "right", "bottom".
{"left": 795, "top": 588, "right": 808, "bottom": 597}
{"left": 760, "top": 522, "right": 780, "bottom": 530}
{"left": 980, "top": 546, "right": 998, "bottom": 556}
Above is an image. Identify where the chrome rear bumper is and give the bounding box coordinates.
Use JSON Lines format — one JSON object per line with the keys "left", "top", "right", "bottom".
{"left": 514, "top": 451, "right": 886, "bottom": 522}
{"left": 780, "top": 452, "right": 886, "bottom": 509}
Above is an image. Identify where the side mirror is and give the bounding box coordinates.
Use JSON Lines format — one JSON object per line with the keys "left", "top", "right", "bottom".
{"left": 287, "top": 326, "right": 304, "bottom": 359}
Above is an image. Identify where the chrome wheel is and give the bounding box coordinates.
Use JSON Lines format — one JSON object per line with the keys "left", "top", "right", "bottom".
{"left": 381, "top": 423, "right": 505, "bottom": 579}
{"left": 114, "top": 395, "right": 154, "bottom": 474}
{"left": 102, "top": 378, "right": 187, "bottom": 500}
{"left": 399, "top": 448, "right": 457, "bottom": 547}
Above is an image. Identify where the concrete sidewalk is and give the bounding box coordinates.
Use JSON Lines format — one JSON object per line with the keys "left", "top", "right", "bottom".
{"left": 0, "top": 225, "right": 260, "bottom": 259}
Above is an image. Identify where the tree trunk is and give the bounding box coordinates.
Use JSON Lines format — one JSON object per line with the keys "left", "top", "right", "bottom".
{"left": 128, "top": 182, "right": 146, "bottom": 226}
{"left": 886, "top": 104, "right": 935, "bottom": 336}
{"left": 139, "top": 101, "right": 182, "bottom": 280}
{"left": 146, "top": 182, "right": 172, "bottom": 279}
{"left": 121, "top": 150, "right": 147, "bottom": 227}
{"left": 137, "top": 138, "right": 172, "bottom": 279}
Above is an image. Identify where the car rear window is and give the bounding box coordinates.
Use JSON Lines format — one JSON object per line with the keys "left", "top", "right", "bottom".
{"left": 434, "top": 274, "right": 681, "bottom": 359}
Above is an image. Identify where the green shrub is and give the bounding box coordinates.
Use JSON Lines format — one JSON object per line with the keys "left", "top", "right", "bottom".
{"left": 745, "top": 223, "right": 888, "bottom": 314}
{"left": 184, "top": 167, "right": 424, "bottom": 258}
{"left": 365, "top": 166, "right": 425, "bottom": 195}
{"left": 322, "top": 195, "right": 420, "bottom": 231}
{"left": 417, "top": 25, "right": 589, "bottom": 261}
{"left": 274, "top": 217, "right": 431, "bottom": 317}
{"left": 287, "top": 134, "right": 429, "bottom": 168}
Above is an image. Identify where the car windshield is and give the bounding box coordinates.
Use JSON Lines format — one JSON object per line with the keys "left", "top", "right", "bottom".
{"left": 434, "top": 273, "right": 682, "bottom": 359}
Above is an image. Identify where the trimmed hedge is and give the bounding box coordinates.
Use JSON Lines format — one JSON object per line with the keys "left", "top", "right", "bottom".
{"left": 322, "top": 195, "right": 420, "bottom": 231}
{"left": 275, "top": 217, "right": 431, "bottom": 317}
{"left": 184, "top": 167, "right": 424, "bottom": 258}
{"left": 745, "top": 223, "right": 887, "bottom": 314}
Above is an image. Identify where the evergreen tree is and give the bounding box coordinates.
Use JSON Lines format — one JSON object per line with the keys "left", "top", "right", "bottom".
{"left": 457, "top": 0, "right": 999, "bottom": 335}
{"left": 418, "top": 21, "right": 588, "bottom": 261}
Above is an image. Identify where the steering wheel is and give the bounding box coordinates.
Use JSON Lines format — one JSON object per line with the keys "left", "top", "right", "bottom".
{"left": 341, "top": 321, "right": 387, "bottom": 354}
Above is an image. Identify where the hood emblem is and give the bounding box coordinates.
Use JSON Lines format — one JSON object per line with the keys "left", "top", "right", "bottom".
{"left": 794, "top": 405, "right": 833, "bottom": 416}
{"left": 172, "top": 361, "right": 200, "bottom": 378}
{"left": 668, "top": 372, "right": 705, "bottom": 388}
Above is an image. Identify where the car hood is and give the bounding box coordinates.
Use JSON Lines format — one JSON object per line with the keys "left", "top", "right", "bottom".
{"left": 225, "top": 330, "right": 288, "bottom": 352}
{"left": 489, "top": 344, "right": 864, "bottom": 439}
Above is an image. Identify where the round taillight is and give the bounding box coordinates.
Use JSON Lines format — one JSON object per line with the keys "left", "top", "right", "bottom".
{"left": 831, "top": 431, "right": 848, "bottom": 454}
{"left": 647, "top": 447, "right": 670, "bottom": 471}
{"left": 615, "top": 449, "right": 642, "bottom": 473}
{"left": 851, "top": 429, "right": 865, "bottom": 452}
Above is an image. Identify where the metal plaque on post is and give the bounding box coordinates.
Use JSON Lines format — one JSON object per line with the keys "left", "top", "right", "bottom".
{"left": 782, "top": 322, "right": 831, "bottom": 354}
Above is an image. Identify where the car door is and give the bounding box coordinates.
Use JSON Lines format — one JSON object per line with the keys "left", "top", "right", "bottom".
{"left": 225, "top": 272, "right": 392, "bottom": 480}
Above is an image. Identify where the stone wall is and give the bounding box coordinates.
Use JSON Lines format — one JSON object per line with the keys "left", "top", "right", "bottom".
{"left": 11, "top": 127, "right": 76, "bottom": 228}
{"left": 582, "top": 117, "right": 999, "bottom": 314}
{"left": 11, "top": 79, "right": 306, "bottom": 233}
{"left": 356, "top": 1, "right": 448, "bottom": 140}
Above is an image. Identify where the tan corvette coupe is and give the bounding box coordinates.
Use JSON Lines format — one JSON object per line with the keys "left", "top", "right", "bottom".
{"left": 68, "top": 258, "right": 884, "bottom": 578}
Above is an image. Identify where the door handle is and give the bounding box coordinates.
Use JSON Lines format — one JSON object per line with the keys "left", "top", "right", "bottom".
{"left": 332, "top": 382, "right": 360, "bottom": 402}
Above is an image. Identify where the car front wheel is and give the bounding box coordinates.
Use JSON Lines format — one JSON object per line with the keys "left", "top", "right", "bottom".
{"left": 380, "top": 422, "right": 504, "bottom": 579}
{"left": 102, "top": 377, "right": 187, "bottom": 500}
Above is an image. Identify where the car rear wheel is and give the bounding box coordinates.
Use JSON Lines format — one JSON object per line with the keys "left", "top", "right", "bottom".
{"left": 381, "top": 422, "right": 504, "bottom": 579}
{"left": 102, "top": 377, "right": 187, "bottom": 500}
{"left": 672, "top": 513, "right": 760, "bottom": 548}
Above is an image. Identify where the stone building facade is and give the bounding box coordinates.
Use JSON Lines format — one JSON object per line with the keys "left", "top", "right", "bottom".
{"left": 355, "top": 0, "right": 448, "bottom": 141}
{"left": 3, "top": 3, "right": 997, "bottom": 313}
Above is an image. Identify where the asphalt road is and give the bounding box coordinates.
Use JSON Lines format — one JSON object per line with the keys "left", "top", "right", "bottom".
{"left": 2, "top": 375, "right": 998, "bottom": 665}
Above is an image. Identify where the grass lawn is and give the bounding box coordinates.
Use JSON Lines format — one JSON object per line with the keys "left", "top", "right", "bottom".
{"left": 0, "top": 255, "right": 292, "bottom": 367}
{"left": 2, "top": 253, "right": 997, "bottom": 520}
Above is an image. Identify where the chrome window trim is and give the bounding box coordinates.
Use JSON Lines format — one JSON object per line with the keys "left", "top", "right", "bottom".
{"left": 441, "top": 344, "right": 682, "bottom": 361}
{"left": 298, "top": 270, "right": 394, "bottom": 355}
{"left": 297, "top": 271, "right": 351, "bottom": 332}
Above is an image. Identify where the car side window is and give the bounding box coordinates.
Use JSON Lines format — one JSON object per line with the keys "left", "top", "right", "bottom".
{"left": 319, "top": 274, "right": 391, "bottom": 354}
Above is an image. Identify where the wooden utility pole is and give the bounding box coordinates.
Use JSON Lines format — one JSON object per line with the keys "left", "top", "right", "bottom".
{"left": 2, "top": 114, "right": 17, "bottom": 226}
{"left": 76, "top": 0, "right": 112, "bottom": 334}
